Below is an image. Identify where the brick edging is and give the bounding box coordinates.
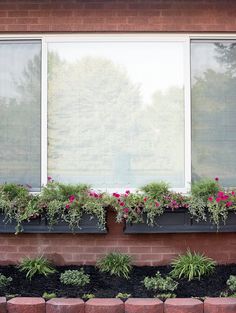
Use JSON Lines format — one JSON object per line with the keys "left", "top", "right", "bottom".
{"left": 2, "top": 297, "right": 236, "bottom": 313}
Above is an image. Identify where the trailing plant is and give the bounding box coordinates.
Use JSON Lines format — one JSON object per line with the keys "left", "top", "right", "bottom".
{"left": 82, "top": 293, "right": 95, "bottom": 300}
{"left": 115, "top": 292, "right": 131, "bottom": 300}
{"left": 18, "top": 256, "right": 56, "bottom": 280}
{"left": 0, "top": 273, "right": 12, "bottom": 288}
{"left": 96, "top": 252, "right": 132, "bottom": 279}
{"left": 60, "top": 269, "right": 90, "bottom": 287}
{"left": 227, "top": 275, "right": 236, "bottom": 292}
{"left": 170, "top": 250, "right": 216, "bottom": 281}
{"left": 191, "top": 178, "right": 220, "bottom": 202}
{"left": 42, "top": 292, "right": 57, "bottom": 300}
{"left": 143, "top": 271, "right": 178, "bottom": 293}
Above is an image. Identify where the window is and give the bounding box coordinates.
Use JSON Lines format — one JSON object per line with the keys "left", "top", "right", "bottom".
{"left": 191, "top": 40, "right": 236, "bottom": 187}
{"left": 47, "top": 40, "right": 186, "bottom": 189}
{"left": 0, "top": 40, "right": 41, "bottom": 191}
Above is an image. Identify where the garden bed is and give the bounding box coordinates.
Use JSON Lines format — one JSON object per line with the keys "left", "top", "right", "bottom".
{"left": 0, "top": 264, "right": 235, "bottom": 298}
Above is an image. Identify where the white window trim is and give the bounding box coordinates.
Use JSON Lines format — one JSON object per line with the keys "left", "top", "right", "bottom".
{"left": 1, "top": 33, "right": 236, "bottom": 193}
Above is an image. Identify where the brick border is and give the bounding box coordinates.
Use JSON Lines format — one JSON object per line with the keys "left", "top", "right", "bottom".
{"left": 2, "top": 297, "right": 236, "bottom": 313}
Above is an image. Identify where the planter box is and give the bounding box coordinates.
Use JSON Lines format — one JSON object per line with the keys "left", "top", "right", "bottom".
{"left": 124, "top": 210, "right": 236, "bottom": 233}
{"left": 0, "top": 213, "right": 107, "bottom": 234}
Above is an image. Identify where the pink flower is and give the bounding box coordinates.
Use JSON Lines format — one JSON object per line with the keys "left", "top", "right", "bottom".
{"left": 48, "top": 176, "right": 52, "bottom": 181}
{"left": 223, "top": 195, "right": 229, "bottom": 201}
{"left": 226, "top": 201, "right": 233, "bottom": 208}
{"left": 144, "top": 197, "right": 147, "bottom": 202}
{"left": 216, "top": 197, "right": 221, "bottom": 203}
{"left": 218, "top": 191, "right": 224, "bottom": 198}
{"left": 215, "top": 177, "right": 219, "bottom": 181}
{"left": 232, "top": 191, "right": 235, "bottom": 196}
{"left": 155, "top": 201, "right": 160, "bottom": 207}
{"left": 69, "top": 195, "right": 75, "bottom": 203}
{"left": 125, "top": 190, "right": 130, "bottom": 195}
{"left": 113, "top": 193, "right": 120, "bottom": 198}
{"left": 65, "top": 204, "right": 70, "bottom": 209}
{"left": 208, "top": 197, "right": 213, "bottom": 202}
{"left": 123, "top": 208, "right": 129, "bottom": 214}
{"left": 119, "top": 202, "right": 125, "bottom": 207}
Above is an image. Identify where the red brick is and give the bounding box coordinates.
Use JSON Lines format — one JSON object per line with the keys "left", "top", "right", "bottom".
{"left": 85, "top": 299, "right": 124, "bottom": 313}
{"left": 204, "top": 297, "right": 236, "bottom": 313}
{"left": 7, "top": 298, "right": 45, "bottom": 313}
{"left": 0, "top": 298, "right": 6, "bottom": 313}
{"left": 46, "top": 298, "right": 84, "bottom": 313}
{"left": 125, "top": 298, "right": 163, "bottom": 313}
{"left": 165, "top": 298, "right": 203, "bottom": 313}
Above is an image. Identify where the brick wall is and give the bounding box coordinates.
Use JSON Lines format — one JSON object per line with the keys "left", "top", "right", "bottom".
{"left": 0, "top": 0, "right": 236, "bottom": 33}
{"left": 0, "top": 210, "right": 235, "bottom": 266}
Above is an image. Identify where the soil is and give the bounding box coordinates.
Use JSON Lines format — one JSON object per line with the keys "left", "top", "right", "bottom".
{"left": 0, "top": 264, "right": 235, "bottom": 299}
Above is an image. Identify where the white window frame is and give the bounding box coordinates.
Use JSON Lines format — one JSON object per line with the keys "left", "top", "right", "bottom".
{"left": 1, "top": 33, "right": 235, "bottom": 193}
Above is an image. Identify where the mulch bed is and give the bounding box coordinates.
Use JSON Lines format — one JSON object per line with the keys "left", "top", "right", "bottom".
{"left": 0, "top": 264, "right": 235, "bottom": 299}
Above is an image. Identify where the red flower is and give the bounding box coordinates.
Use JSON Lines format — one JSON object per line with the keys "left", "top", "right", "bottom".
{"left": 217, "top": 191, "right": 224, "bottom": 198}
{"left": 120, "top": 202, "right": 125, "bottom": 207}
{"left": 144, "top": 197, "right": 147, "bottom": 202}
{"left": 226, "top": 201, "right": 233, "bottom": 208}
{"left": 232, "top": 191, "right": 235, "bottom": 196}
{"left": 208, "top": 197, "right": 213, "bottom": 202}
{"left": 216, "top": 197, "right": 221, "bottom": 203}
{"left": 65, "top": 204, "right": 70, "bottom": 209}
{"left": 155, "top": 201, "right": 160, "bottom": 207}
{"left": 69, "top": 195, "right": 75, "bottom": 203}
{"left": 123, "top": 208, "right": 129, "bottom": 213}
{"left": 48, "top": 176, "right": 52, "bottom": 181}
{"left": 113, "top": 193, "right": 120, "bottom": 198}
{"left": 125, "top": 190, "right": 130, "bottom": 195}
{"left": 215, "top": 177, "right": 219, "bottom": 181}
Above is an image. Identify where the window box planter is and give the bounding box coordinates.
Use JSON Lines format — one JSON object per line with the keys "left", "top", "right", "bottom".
{"left": 0, "top": 213, "right": 107, "bottom": 234}
{"left": 124, "top": 209, "right": 236, "bottom": 233}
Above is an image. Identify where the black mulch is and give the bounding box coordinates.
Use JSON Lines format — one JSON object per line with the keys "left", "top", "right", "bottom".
{"left": 0, "top": 264, "right": 235, "bottom": 299}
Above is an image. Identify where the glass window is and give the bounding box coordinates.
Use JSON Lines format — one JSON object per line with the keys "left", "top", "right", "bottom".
{"left": 48, "top": 40, "right": 185, "bottom": 189}
{"left": 0, "top": 40, "right": 41, "bottom": 191}
{"left": 191, "top": 40, "right": 236, "bottom": 187}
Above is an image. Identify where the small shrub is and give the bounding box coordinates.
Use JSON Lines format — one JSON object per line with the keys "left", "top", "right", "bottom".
{"left": 116, "top": 292, "right": 131, "bottom": 300}
{"left": 227, "top": 275, "right": 236, "bottom": 292}
{"left": 155, "top": 293, "right": 176, "bottom": 300}
{"left": 170, "top": 250, "right": 216, "bottom": 281}
{"left": 82, "top": 294, "right": 95, "bottom": 300}
{"left": 42, "top": 292, "right": 57, "bottom": 300}
{"left": 18, "top": 256, "right": 56, "bottom": 280}
{"left": 60, "top": 269, "right": 90, "bottom": 287}
{"left": 141, "top": 182, "right": 170, "bottom": 199}
{"left": 143, "top": 271, "right": 178, "bottom": 293}
{"left": 96, "top": 252, "right": 132, "bottom": 279}
{"left": 0, "top": 274, "right": 12, "bottom": 288}
{"left": 191, "top": 178, "right": 220, "bottom": 202}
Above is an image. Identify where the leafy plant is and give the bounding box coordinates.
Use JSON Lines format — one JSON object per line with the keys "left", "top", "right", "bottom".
{"left": 60, "top": 269, "right": 90, "bottom": 287}
{"left": 116, "top": 292, "right": 131, "bottom": 300}
{"left": 170, "top": 250, "right": 216, "bottom": 281}
{"left": 155, "top": 293, "right": 176, "bottom": 300}
{"left": 143, "top": 271, "right": 178, "bottom": 293}
{"left": 82, "top": 293, "right": 95, "bottom": 300}
{"left": 42, "top": 292, "right": 57, "bottom": 300}
{"left": 141, "top": 182, "right": 170, "bottom": 199}
{"left": 96, "top": 252, "right": 132, "bottom": 279}
{"left": 0, "top": 273, "right": 12, "bottom": 288}
{"left": 227, "top": 275, "right": 236, "bottom": 292}
{"left": 18, "top": 256, "right": 56, "bottom": 280}
{"left": 191, "top": 178, "right": 220, "bottom": 202}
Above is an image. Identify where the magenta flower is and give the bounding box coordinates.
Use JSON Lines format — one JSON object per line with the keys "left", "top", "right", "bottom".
{"left": 232, "top": 191, "right": 235, "bottom": 196}
{"left": 119, "top": 202, "right": 125, "bottom": 207}
{"left": 123, "top": 208, "right": 129, "bottom": 214}
{"left": 208, "top": 197, "right": 213, "bottom": 202}
{"left": 155, "top": 201, "right": 160, "bottom": 207}
{"left": 48, "top": 176, "right": 52, "bottom": 181}
{"left": 218, "top": 191, "right": 224, "bottom": 198}
{"left": 65, "top": 204, "right": 70, "bottom": 209}
{"left": 216, "top": 197, "right": 221, "bottom": 203}
{"left": 215, "top": 177, "right": 219, "bottom": 181}
{"left": 125, "top": 190, "right": 130, "bottom": 195}
{"left": 226, "top": 201, "right": 233, "bottom": 208}
{"left": 113, "top": 193, "right": 120, "bottom": 198}
{"left": 69, "top": 195, "right": 75, "bottom": 203}
{"left": 144, "top": 197, "right": 147, "bottom": 202}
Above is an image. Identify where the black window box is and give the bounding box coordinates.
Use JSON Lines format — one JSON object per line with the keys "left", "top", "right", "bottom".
{"left": 124, "top": 209, "right": 236, "bottom": 233}
{"left": 0, "top": 213, "right": 107, "bottom": 234}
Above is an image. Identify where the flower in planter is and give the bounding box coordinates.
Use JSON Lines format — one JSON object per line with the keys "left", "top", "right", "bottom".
{"left": 69, "top": 195, "right": 75, "bottom": 203}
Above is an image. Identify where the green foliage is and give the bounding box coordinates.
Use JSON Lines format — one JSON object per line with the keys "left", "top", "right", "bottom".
{"left": 143, "top": 271, "right": 178, "bottom": 293}
{"left": 60, "top": 269, "right": 90, "bottom": 287}
{"left": 18, "top": 256, "right": 56, "bottom": 280}
{"left": 0, "top": 274, "right": 12, "bottom": 288}
{"left": 155, "top": 293, "right": 176, "bottom": 300}
{"left": 188, "top": 196, "right": 207, "bottom": 222}
{"left": 82, "top": 293, "right": 95, "bottom": 300}
{"left": 227, "top": 275, "right": 236, "bottom": 292}
{"left": 96, "top": 252, "right": 132, "bottom": 279}
{"left": 141, "top": 182, "right": 170, "bottom": 199}
{"left": 42, "top": 292, "right": 57, "bottom": 300}
{"left": 170, "top": 250, "right": 216, "bottom": 281}
{"left": 115, "top": 292, "right": 131, "bottom": 299}
{"left": 191, "top": 179, "right": 219, "bottom": 202}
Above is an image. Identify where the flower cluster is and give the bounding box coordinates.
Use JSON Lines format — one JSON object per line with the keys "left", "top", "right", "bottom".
{"left": 208, "top": 191, "right": 235, "bottom": 208}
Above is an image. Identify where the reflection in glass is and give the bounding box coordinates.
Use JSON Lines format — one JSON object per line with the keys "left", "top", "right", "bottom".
{"left": 191, "top": 40, "right": 236, "bottom": 187}
{"left": 48, "top": 41, "right": 185, "bottom": 188}
{"left": 0, "top": 41, "right": 41, "bottom": 190}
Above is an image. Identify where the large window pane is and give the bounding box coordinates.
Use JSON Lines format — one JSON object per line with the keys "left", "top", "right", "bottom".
{"left": 48, "top": 40, "right": 185, "bottom": 188}
{"left": 0, "top": 41, "right": 41, "bottom": 190}
{"left": 191, "top": 40, "right": 236, "bottom": 187}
